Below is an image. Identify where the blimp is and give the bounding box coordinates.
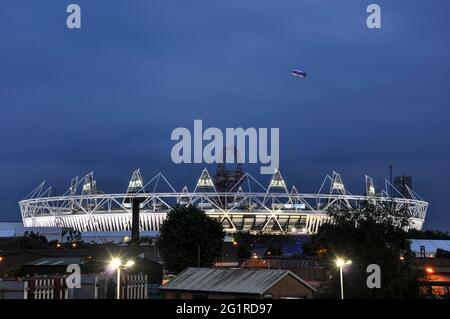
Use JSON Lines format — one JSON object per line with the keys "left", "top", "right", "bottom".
{"left": 291, "top": 70, "right": 307, "bottom": 78}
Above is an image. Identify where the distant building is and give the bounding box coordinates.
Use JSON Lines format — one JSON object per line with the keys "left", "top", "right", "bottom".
{"left": 160, "top": 267, "right": 316, "bottom": 299}
{"left": 79, "top": 231, "right": 158, "bottom": 244}
{"left": 415, "top": 258, "right": 450, "bottom": 298}
{"left": 0, "top": 222, "right": 159, "bottom": 244}
{"left": 410, "top": 239, "right": 450, "bottom": 258}
{"left": 410, "top": 239, "right": 450, "bottom": 298}
{"left": 242, "top": 258, "right": 327, "bottom": 285}
{"left": 0, "top": 250, "right": 46, "bottom": 276}
{"left": 394, "top": 175, "right": 413, "bottom": 198}
{"left": 0, "top": 221, "right": 63, "bottom": 242}
{"left": 0, "top": 255, "right": 157, "bottom": 299}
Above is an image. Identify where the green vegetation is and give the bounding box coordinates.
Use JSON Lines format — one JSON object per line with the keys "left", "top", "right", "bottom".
{"left": 303, "top": 204, "right": 421, "bottom": 299}
{"left": 157, "top": 205, "right": 224, "bottom": 273}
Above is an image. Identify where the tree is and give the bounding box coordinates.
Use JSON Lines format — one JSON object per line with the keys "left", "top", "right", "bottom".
{"left": 435, "top": 249, "right": 450, "bottom": 258}
{"left": 157, "top": 205, "right": 224, "bottom": 273}
{"left": 408, "top": 229, "right": 450, "bottom": 240}
{"left": 303, "top": 203, "right": 421, "bottom": 299}
{"left": 65, "top": 229, "right": 82, "bottom": 244}
{"left": 234, "top": 232, "right": 252, "bottom": 259}
{"left": 23, "top": 231, "right": 49, "bottom": 249}
{"left": 24, "top": 231, "right": 48, "bottom": 244}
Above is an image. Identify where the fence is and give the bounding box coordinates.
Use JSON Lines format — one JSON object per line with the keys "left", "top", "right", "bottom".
{"left": 0, "top": 273, "right": 149, "bottom": 299}
{"left": 26, "top": 277, "right": 68, "bottom": 299}
{"left": 121, "top": 274, "right": 148, "bottom": 299}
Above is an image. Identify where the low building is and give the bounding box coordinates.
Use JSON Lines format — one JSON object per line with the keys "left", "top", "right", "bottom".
{"left": 22, "top": 257, "right": 84, "bottom": 276}
{"left": 160, "top": 267, "right": 316, "bottom": 299}
{"left": 80, "top": 231, "right": 158, "bottom": 244}
{"left": 242, "top": 258, "right": 327, "bottom": 284}
{"left": 415, "top": 258, "right": 450, "bottom": 298}
{"left": 0, "top": 250, "right": 47, "bottom": 276}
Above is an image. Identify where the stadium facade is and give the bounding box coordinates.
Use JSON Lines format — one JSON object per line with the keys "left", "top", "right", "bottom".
{"left": 19, "top": 169, "right": 428, "bottom": 235}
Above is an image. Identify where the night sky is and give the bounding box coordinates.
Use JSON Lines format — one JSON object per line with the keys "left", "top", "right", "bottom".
{"left": 1, "top": 1, "right": 449, "bottom": 230}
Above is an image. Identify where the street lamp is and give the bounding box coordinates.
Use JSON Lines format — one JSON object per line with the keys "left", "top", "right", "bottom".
{"left": 335, "top": 258, "right": 352, "bottom": 299}
{"left": 425, "top": 267, "right": 434, "bottom": 274}
{"left": 109, "top": 257, "right": 135, "bottom": 299}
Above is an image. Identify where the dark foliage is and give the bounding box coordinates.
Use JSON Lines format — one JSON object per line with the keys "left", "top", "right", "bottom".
{"left": 435, "top": 249, "right": 450, "bottom": 258}
{"left": 234, "top": 232, "right": 252, "bottom": 259}
{"left": 407, "top": 229, "right": 450, "bottom": 240}
{"left": 264, "top": 246, "right": 282, "bottom": 257}
{"left": 303, "top": 203, "right": 421, "bottom": 299}
{"left": 157, "top": 205, "right": 224, "bottom": 273}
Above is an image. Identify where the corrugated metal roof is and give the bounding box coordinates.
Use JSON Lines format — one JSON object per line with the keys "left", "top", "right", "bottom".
{"left": 160, "top": 268, "right": 315, "bottom": 295}
{"left": 25, "top": 257, "right": 83, "bottom": 266}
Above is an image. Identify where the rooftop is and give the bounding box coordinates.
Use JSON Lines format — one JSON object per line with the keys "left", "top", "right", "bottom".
{"left": 24, "top": 257, "right": 83, "bottom": 266}
{"left": 160, "top": 267, "right": 316, "bottom": 295}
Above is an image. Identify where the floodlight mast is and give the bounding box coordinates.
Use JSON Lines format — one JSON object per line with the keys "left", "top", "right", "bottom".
{"left": 125, "top": 169, "right": 145, "bottom": 243}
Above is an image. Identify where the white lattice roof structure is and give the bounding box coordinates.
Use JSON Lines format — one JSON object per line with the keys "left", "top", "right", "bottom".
{"left": 19, "top": 169, "right": 428, "bottom": 235}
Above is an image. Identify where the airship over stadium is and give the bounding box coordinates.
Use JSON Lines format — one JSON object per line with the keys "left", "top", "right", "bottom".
{"left": 19, "top": 167, "right": 428, "bottom": 235}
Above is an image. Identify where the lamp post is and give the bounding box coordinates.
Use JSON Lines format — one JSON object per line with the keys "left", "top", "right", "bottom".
{"left": 335, "top": 258, "right": 352, "bottom": 299}
{"left": 109, "top": 258, "right": 135, "bottom": 299}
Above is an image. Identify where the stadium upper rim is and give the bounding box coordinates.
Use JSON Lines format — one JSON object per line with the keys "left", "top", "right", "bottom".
{"left": 19, "top": 169, "right": 428, "bottom": 235}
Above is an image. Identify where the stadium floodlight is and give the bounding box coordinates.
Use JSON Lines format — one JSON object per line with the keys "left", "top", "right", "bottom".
{"left": 195, "top": 168, "right": 215, "bottom": 190}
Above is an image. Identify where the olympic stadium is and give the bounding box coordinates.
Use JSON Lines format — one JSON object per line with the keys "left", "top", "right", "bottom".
{"left": 18, "top": 166, "right": 428, "bottom": 235}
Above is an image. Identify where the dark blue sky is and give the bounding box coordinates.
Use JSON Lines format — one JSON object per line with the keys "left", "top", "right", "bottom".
{"left": 1, "top": 1, "right": 449, "bottom": 230}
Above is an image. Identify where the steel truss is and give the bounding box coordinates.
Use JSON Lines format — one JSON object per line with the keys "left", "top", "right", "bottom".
{"left": 19, "top": 169, "right": 428, "bottom": 235}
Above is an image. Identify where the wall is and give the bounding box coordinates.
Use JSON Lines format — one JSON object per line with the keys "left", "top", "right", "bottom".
{"left": 265, "top": 274, "right": 314, "bottom": 299}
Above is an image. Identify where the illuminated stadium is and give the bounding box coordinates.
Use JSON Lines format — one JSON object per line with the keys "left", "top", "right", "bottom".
{"left": 19, "top": 168, "right": 428, "bottom": 235}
